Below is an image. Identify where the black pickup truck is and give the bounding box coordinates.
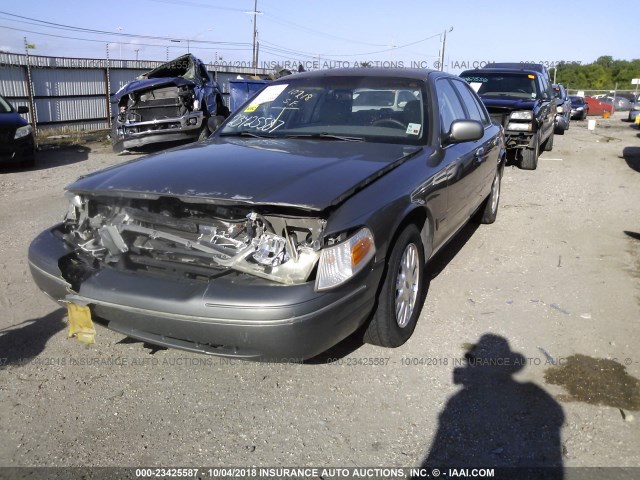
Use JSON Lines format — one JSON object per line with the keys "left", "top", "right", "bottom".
{"left": 460, "top": 64, "right": 555, "bottom": 170}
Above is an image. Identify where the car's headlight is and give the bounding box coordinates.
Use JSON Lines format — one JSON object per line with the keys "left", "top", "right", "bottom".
{"left": 556, "top": 106, "right": 564, "bottom": 113}
{"left": 633, "top": 105, "right": 640, "bottom": 111}
{"left": 14, "top": 125, "right": 33, "bottom": 140}
{"left": 575, "top": 107, "right": 584, "bottom": 111}
{"left": 509, "top": 111, "right": 532, "bottom": 121}
{"left": 506, "top": 122, "right": 533, "bottom": 132}
{"left": 316, "top": 227, "right": 375, "bottom": 291}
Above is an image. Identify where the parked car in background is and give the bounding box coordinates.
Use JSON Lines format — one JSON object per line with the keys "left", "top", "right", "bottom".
{"left": 552, "top": 84, "right": 571, "bottom": 134}
{"left": 29, "top": 68, "right": 505, "bottom": 361}
{"left": 569, "top": 95, "right": 589, "bottom": 120}
{"left": 460, "top": 65, "right": 555, "bottom": 170}
{"left": 351, "top": 88, "right": 419, "bottom": 112}
{"left": 599, "top": 96, "right": 632, "bottom": 111}
{"left": 585, "top": 96, "right": 613, "bottom": 116}
{"left": 0, "top": 95, "right": 35, "bottom": 168}
{"left": 629, "top": 99, "right": 640, "bottom": 122}
{"left": 111, "top": 54, "right": 229, "bottom": 152}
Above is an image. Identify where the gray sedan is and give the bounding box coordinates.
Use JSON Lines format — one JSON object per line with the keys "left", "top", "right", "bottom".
{"left": 29, "top": 68, "right": 505, "bottom": 361}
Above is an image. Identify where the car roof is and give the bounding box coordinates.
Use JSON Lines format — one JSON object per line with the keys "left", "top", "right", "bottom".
{"left": 484, "top": 62, "right": 549, "bottom": 75}
{"left": 460, "top": 68, "right": 542, "bottom": 76}
{"left": 271, "top": 68, "right": 445, "bottom": 83}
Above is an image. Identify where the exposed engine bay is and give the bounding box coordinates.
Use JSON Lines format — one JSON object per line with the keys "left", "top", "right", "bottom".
{"left": 117, "top": 85, "right": 198, "bottom": 126}
{"left": 60, "top": 194, "right": 326, "bottom": 289}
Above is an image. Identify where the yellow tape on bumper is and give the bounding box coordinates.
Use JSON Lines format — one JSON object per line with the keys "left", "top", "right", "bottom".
{"left": 66, "top": 303, "right": 96, "bottom": 345}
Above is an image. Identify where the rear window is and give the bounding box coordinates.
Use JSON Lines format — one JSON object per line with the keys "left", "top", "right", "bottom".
{"left": 460, "top": 72, "right": 541, "bottom": 100}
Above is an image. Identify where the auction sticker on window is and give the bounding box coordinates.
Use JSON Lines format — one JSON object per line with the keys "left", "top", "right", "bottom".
{"left": 406, "top": 123, "right": 421, "bottom": 135}
{"left": 244, "top": 84, "right": 288, "bottom": 112}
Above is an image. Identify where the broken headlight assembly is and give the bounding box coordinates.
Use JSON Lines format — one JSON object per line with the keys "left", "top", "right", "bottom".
{"left": 61, "top": 193, "right": 327, "bottom": 286}
{"left": 315, "top": 228, "right": 376, "bottom": 291}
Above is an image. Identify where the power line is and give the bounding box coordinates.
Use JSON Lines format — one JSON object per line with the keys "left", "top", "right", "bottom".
{"left": 0, "top": 11, "right": 251, "bottom": 46}
{"left": 0, "top": 24, "right": 253, "bottom": 52}
{"left": 0, "top": 9, "right": 443, "bottom": 63}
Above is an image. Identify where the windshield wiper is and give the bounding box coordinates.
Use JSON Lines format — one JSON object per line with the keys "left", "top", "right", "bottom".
{"left": 219, "top": 131, "right": 275, "bottom": 138}
{"left": 284, "top": 133, "right": 365, "bottom": 142}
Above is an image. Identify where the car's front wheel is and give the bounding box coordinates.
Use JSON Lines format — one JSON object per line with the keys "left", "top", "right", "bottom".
{"left": 364, "top": 224, "right": 425, "bottom": 348}
{"left": 520, "top": 134, "right": 539, "bottom": 170}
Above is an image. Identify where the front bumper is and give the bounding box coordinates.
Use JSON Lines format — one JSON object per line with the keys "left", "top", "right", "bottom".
{"left": 111, "top": 111, "right": 205, "bottom": 152}
{"left": 503, "top": 131, "right": 535, "bottom": 150}
{"left": 554, "top": 113, "right": 569, "bottom": 131}
{"left": 0, "top": 135, "right": 35, "bottom": 164}
{"left": 28, "top": 225, "right": 382, "bottom": 361}
{"left": 570, "top": 108, "right": 586, "bottom": 119}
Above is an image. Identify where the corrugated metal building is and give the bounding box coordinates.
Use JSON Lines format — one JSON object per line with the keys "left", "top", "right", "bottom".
{"left": 0, "top": 51, "right": 271, "bottom": 132}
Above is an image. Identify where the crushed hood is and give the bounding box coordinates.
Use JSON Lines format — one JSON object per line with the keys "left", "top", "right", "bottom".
{"left": 67, "top": 138, "right": 424, "bottom": 211}
{"left": 111, "top": 54, "right": 199, "bottom": 101}
{"left": 111, "top": 77, "right": 195, "bottom": 102}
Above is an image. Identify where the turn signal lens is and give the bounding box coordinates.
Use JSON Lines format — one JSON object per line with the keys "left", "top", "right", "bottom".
{"left": 316, "top": 228, "right": 375, "bottom": 291}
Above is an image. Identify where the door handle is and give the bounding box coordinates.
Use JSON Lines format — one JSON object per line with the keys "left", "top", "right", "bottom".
{"left": 474, "top": 147, "right": 486, "bottom": 161}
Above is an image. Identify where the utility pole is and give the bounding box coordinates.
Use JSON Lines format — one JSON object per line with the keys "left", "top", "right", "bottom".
{"left": 251, "top": 0, "right": 258, "bottom": 69}
{"left": 116, "top": 26, "right": 123, "bottom": 60}
{"left": 23, "top": 37, "right": 37, "bottom": 130}
{"left": 439, "top": 27, "right": 453, "bottom": 72}
{"left": 105, "top": 44, "right": 112, "bottom": 128}
{"left": 134, "top": 49, "right": 139, "bottom": 61}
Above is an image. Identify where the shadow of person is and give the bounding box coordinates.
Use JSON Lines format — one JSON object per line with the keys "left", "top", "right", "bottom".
{"left": 0, "top": 309, "right": 66, "bottom": 368}
{"left": 419, "top": 334, "right": 564, "bottom": 479}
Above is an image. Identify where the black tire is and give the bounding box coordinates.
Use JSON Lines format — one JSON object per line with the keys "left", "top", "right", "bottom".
{"left": 520, "top": 134, "right": 539, "bottom": 170}
{"left": 543, "top": 131, "right": 554, "bottom": 151}
{"left": 476, "top": 168, "right": 501, "bottom": 224}
{"left": 364, "top": 224, "right": 425, "bottom": 348}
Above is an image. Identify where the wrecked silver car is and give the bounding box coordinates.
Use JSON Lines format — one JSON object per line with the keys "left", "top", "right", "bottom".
{"left": 111, "top": 54, "right": 229, "bottom": 152}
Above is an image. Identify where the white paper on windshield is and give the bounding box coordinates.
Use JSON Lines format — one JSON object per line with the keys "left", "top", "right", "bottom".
{"left": 244, "top": 84, "right": 288, "bottom": 112}
{"left": 469, "top": 82, "right": 482, "bottom": 93}
{"left": 406, "top": 123, "right": 421, "bottom": 135}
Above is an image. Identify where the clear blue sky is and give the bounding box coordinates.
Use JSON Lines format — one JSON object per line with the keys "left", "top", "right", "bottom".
{"left": 0, "top": 0, "right": 636, "bottom": 74}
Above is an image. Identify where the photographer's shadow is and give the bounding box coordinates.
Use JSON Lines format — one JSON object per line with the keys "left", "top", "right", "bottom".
{"left": 420, "top": 334, "right": 564, "bottom": 479}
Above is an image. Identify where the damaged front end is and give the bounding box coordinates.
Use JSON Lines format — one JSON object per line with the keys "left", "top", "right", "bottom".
{"left": 111, "top": 54, "right": 226, "bottom": 152}
{"left": 59, "top": 193, "right": 325, "bottom": 291}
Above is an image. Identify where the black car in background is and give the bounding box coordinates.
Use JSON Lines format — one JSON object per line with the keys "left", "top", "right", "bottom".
{"left": 0, "top": 95, "right": 35, "bottom": 168}
{"left": 569, "top": 95, "right": 589, "bottom": 120}
{"left": 460, "top": 65, "right": 555, "bottom": 170}
{"left": 552, "top": 84, "right": 571, "bottom": 134}
{"left": 111, "top": 54, "right": 229, "bottom": 153}
{"left": 29, "top": 68, "right": 505, "bottom": 361}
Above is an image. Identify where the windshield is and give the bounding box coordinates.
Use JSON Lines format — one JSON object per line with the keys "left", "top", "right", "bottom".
{"left": 569, "top": 96, "right": 585, "bottom": 105}
{"left": 0, "top": 96, "right": 13, "bottom": 113}
{"left": 219, "top": 76, "right": 426, "bottom": 144}
{"left": 460, "top": 72, "right": 540, "bottom": 100}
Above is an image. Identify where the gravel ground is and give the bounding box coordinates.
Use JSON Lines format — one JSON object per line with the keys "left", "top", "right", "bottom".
{"left": 0, "top": 115, "right": 639, "bottom": 474}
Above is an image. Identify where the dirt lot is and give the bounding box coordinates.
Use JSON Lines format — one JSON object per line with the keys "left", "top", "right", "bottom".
{"left": 0, "top": 115, "right": 639, "bottom": 474}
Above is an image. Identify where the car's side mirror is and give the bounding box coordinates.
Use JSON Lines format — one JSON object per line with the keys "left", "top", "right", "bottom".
{"left": 17, "top": 106, "right": 29, "bottom": 114}
{"left": 446, "top": 120, "right": 483, "bottom": 144}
